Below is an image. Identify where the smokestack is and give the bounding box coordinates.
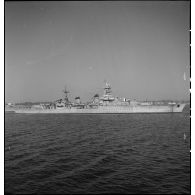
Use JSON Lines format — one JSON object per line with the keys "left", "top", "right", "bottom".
{"left": 75, "top": 97, "right": 81, "bottom": 104}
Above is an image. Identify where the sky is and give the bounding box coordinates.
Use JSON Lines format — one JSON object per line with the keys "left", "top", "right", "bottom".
{"left": 5, "top": 1, "right": 190, "bottom": 103}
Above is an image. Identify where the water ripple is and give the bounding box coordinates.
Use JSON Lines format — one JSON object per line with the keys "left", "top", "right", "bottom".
{"left": 5, "top": 107, "right": 190, "bottom": 194}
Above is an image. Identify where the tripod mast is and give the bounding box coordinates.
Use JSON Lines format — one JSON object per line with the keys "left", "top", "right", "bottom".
{"left": 63, "top": 86, "right": 70, "bottom": 102}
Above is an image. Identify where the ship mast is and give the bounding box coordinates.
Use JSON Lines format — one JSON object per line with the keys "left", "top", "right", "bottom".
{"left": 104, "top": 81, "right": 112, "bottom": 95}
{"left": 101, "top": 81, "right": 115, "bottom": 101}
{"left": 63, "top": 86, "right": 70, "bottom": 103}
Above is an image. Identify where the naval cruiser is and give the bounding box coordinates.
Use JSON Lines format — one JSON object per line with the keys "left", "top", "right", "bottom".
{"left": 14, "top": 82, "right": 186, "bottom": 114}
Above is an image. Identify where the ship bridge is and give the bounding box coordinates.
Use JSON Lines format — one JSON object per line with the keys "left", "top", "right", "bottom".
{"left": 100, "top": 82, "right": 115, "bottom": 102}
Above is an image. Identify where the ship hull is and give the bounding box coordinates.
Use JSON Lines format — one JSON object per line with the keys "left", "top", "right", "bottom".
{"left": 13, "top": 104, "right": 186, "bottom": 114}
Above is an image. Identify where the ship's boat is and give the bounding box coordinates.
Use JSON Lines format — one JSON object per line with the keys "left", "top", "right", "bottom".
{"left": 14, "top": 82, "right": 186, "bottom": 114}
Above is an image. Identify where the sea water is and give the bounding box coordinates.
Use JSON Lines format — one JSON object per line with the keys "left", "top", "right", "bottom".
{"left": 5, "top": 106, "right": 190, "bottom": 194}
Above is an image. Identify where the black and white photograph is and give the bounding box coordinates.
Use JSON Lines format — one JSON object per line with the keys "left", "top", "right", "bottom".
{"left": 5, "top": 1, "right": 190, "bottom": 194}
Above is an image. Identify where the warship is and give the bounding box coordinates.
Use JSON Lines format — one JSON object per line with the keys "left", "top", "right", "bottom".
{"left": 13, "top": 82, "right": 186, "bottom": 114}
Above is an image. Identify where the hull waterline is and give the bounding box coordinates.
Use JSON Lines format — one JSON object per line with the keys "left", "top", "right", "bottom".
{"left": 14, "top": 104, "right": 186, "bottom": 114}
